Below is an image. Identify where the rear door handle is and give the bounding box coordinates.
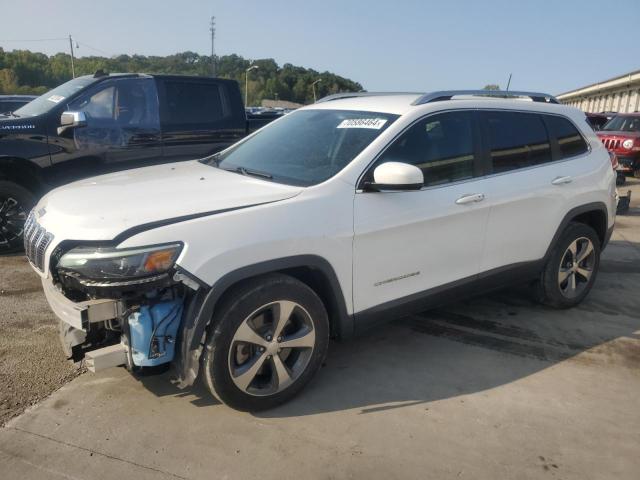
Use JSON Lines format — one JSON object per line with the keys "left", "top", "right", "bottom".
{"left": 455, "top": 193, "right": 485, "bottom": 205}
{"left": 551, "top": 176, "right": 573, "bottom": 185}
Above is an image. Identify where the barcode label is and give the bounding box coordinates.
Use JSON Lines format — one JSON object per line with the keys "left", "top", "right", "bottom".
{"left": 337, "top": 118, "right": 388, "bottom": 130}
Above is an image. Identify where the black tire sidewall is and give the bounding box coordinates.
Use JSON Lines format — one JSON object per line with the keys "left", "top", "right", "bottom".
{"left": 203, "top": 274, "right": 329, "bottom": 411}
{"left": 0, "top": 181, "right": 35, "bottom": 253}
{"left": 541, "top": 223, "right": 601, "bottom": 308}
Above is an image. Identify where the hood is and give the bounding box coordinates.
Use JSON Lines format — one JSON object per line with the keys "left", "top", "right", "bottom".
{"left": 36, "top": 160, "right": 303, "bottom": 242}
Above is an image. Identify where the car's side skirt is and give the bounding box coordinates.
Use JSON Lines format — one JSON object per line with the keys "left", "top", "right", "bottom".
{"left": 353, "top": 260, "right": 544, "bottom": 335}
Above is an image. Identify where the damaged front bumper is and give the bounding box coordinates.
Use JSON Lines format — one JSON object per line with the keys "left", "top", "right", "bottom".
{"left": 43, "top": 269, "right": 205, "bottom": 379}
{"left": 43, "top": 278, "right": 125, "bottom": 332}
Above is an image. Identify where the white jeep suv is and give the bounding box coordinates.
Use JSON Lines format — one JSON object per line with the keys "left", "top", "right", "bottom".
{"left": 26, "top": 90, "right": 616, "bottom": 410}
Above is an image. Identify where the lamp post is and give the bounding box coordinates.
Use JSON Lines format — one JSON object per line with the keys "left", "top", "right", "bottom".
{"left": 245, "top": 65, "right": 259, "bottom": 108}
{"left": 312, "top": 79, "right": 322, "bottom": 102}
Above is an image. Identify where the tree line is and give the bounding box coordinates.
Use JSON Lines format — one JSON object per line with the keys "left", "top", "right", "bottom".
{"left": 0, "top": 49, "right": 363, "bottom": 105}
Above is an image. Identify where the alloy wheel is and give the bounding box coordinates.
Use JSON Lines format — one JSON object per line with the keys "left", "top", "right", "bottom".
{"left": 228, "top": 300, "right": 316, "bottom": 396}
{"left": 557, "top": 237, "right": 596, "bottom": 299}
{"left": 0, "top": 196, "right": 27, "bottom": 251}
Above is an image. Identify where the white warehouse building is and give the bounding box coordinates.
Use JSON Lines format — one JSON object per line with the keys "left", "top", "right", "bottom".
{"left": 557, "top": 69, "right": 640, "bottom": 113}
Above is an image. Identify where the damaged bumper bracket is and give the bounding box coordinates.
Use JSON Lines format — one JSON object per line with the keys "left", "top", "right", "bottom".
{"left": 42, "top": 278, "right": 124, "bottom": 330}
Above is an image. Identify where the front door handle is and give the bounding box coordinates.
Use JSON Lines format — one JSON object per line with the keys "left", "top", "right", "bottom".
{"left": 551, "top": 176, "right": 573, "bottom": 185}
{"left": 455, "top": 193, "right": 485, "bottom": 205}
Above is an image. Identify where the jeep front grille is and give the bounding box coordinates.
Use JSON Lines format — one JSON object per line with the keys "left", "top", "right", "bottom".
{"left": 23, "top": 211, "right": 53, "bottom": 272}
{"left": 601, "top": 138, "right": 621, "bottom": 150}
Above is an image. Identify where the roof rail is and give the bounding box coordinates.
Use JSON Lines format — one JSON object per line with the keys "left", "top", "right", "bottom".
{"left": 413, "top": 90, "right": 559, "bottom": 105}
{"left": 316, "top": 92, "right": 421, "bottom": 103}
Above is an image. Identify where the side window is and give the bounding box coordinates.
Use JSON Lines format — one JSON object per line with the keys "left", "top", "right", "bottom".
{"left": 162, "top": 81, "right": 228, "bottom": 127}
{"left": 113, "top": 78, "right": 160, "bottom": 129}
{"left": 376, "top": 111, "right": 477, "bottom": 187}
{"left": 67, "top": 78, "right": 159, "bottom": 129}
{"left": 545, "top": 115, "right": 589, "bottom": 159}
{"left": 483, "top": 111, "right": 551, "bottom": 173}
{"left": 69, "top": 85, "right": 115, "bottom": 120}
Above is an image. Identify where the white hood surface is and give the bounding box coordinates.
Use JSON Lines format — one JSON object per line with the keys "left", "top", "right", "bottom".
{"left": 37, "top": 160, "right": 303, "bottom": 241}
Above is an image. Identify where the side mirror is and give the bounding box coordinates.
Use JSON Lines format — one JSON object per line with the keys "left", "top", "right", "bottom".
{"left": 364, "top": 162, "right": 424, "bottom": 192}
{"left": 57, "top": 111, "right": 87, "bottom": 135}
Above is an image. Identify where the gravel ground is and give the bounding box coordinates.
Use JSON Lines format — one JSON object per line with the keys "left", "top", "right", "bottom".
{"left": 0, "top": 255, "right": 82, "bottom": 426}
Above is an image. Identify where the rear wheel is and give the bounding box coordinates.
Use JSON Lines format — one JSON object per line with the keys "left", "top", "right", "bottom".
{"left": 537, "top": 223, "right": 600, "bottom": 308}
{"left": 202, "top": 274, "right": 329, "bottom": 411}
{"left": 0, "top": 181, "right": 34, "bottom": 253}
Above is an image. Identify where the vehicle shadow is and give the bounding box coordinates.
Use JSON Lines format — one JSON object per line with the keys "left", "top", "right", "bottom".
{"left": 138, "top": 240, "right": 640, "bottom": 416}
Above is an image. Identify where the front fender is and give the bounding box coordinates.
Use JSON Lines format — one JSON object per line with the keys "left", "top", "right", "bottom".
{"left": 173, "top": 255, "right": 352, "bottom": 388}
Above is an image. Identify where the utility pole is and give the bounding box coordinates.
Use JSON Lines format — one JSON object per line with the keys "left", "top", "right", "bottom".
{"left": 210, "top": 16, "right": 216, "bottom": 77}
{"left": 312, "top": 79, "right": 322, "bottom": 102}
{"left": 506, "top": 73, "right": 512, "bottom": 91}
{"left": 245, "top": 65, "right": 259, "bottom": 108}
{"left": 68, "top": 34, "right": 76, "bottom": 78}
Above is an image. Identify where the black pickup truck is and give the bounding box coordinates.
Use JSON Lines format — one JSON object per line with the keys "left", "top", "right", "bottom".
{"left": 0, "top": 72, "right": 277, "bottom": 251}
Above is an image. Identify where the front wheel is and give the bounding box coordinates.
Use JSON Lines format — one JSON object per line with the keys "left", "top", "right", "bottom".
{"left": 0, "top": 181, "right": 35, "bottom": 253}
{"left": 202, "top": 274, "right": 329, "bottom": 411}
{"left": 536, "top": 222, "right": 601, "bottom": 308}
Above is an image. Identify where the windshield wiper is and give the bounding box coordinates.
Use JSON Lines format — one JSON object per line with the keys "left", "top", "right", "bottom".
{"left": 223, "top": 166, "right": 273, "bottom": 180}
{"left": 201, "top": 152, "right": 221, "bottom": 166}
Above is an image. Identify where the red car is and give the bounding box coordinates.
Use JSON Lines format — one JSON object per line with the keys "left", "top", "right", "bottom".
{"left": 596, "top": 113, "right": 640, "bottom": 178}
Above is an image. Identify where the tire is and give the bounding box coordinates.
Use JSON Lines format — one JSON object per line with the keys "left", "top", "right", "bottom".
{"left": 202, "top": 273, "right": 329, "bottom": 411}
{"left": 0, "top": 181, "right": 35, "bottom": 253}
{"left": 537, "top": 222, "right": 601, "bottom": 309}
{"left": 616, "top": 172, "right": 626, "bottom": 186}
{"left": 634, "top": 168, "right": 640, "bottom": 179}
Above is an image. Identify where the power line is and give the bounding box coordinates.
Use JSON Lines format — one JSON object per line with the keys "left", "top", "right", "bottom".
{"left": 77, "top": 42, "right": 112, "bottom": 57}
{"left": 0, "top": 37, "right": 68, "bottom": 42}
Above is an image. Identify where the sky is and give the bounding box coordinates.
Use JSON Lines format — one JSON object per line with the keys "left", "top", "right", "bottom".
{"left": 2, "top": 0, "right": 639, "bottom": 95}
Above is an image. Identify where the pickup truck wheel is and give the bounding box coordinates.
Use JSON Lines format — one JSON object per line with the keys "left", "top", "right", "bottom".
{"left": 0, "top": 181, "right": 34, "bottom": 253}
{"left": 537, "top": 223, "right": 600, "bottom": 309}
{"left": 202, "top": 273, "right": 329, "bottom": 411}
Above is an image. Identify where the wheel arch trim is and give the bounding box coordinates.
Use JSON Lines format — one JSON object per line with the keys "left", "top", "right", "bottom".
{"left": 544, "top": 201, "right": 609, "bottom": 260}
{"left": 175, "top": 255, "right": 352, "bottom": 387}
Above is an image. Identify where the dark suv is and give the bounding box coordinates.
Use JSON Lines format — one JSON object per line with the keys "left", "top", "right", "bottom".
{"left": 0, "top": 72, "right": 270, "bottom": 251}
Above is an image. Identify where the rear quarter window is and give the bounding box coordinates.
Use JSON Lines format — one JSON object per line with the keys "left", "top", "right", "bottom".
{"left": 544, "top": 115, "right": 589, "bottom": 159}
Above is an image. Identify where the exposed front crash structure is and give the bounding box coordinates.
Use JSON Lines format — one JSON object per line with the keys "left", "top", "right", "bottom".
{"left": 35, "top": 237, "right": 205, "bottom": 379}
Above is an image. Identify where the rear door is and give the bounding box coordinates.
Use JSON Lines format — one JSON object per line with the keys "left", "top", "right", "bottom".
{"left": 352, "top": 110, "right": 491, "bottom": 318}
{"left": 478, "top": 110, "right": 590, "bottom": 272}
{"left": 158, "top": 78, "right": 246, "bottom": 162}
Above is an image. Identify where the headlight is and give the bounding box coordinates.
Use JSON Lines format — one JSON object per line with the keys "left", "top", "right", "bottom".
{"left": 58, "top": 243, "right": 182, "bottom": 283}
{"left": 622, "top": 139, "right": 634, "bottom": 150}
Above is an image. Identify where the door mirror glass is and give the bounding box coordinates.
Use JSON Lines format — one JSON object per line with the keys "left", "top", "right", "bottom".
{"left": 366, "top": 162, "right": 424, "bottom": 191}
{"left": 57, "top": 111, "right": 87, "bottom": 134}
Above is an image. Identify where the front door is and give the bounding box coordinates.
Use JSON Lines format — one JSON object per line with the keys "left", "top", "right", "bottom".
{"left": 353, "top": 110, "right": 490, "bottom": 321}
{"left": 47, "top": 77, "right": 162, "bottom": 185}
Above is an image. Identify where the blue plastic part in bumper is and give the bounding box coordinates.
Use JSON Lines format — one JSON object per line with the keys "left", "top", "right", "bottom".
{"left": 129, "top": 300, "right": 184, "bottom": 367}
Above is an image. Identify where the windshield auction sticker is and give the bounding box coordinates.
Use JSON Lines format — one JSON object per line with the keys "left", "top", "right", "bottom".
{"left": 337, "top": 118, "right": 388, "bottom": 129}
{"left": 47, "top": 95, "right": 65, "bottom": 103}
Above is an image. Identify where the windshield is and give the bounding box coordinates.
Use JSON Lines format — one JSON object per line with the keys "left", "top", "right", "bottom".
{"left": 13, "top": 76, "right": 97, "bottom": 117}
{"left": 602, "top": 115, "right": 640, "bottom": 132}
{"left": 203, "top": 109, "right": 398, "bottom": 186}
